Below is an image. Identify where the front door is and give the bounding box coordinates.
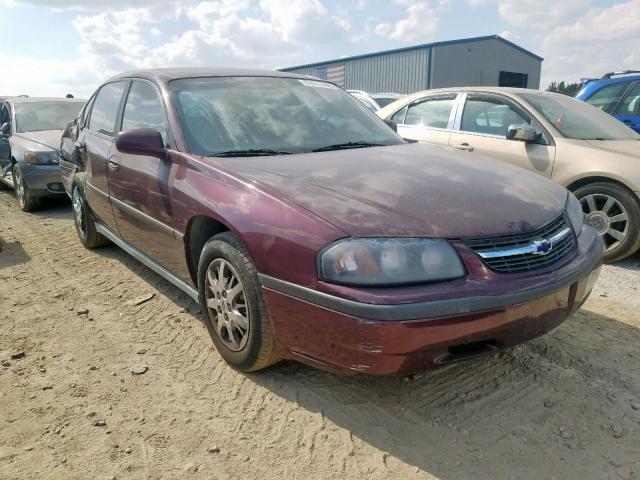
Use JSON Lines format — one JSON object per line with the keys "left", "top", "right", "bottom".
{"left": 448, "top": 93, "right": 556, "bottom": 178}
{"left": 107, "top": 79, "right": 186, "bottom": 276}
{"left": 0, "top": 102, "right": 12, "bottom": 180}
{"left": 82, "top": 80, "right": 129, "bottom": 233}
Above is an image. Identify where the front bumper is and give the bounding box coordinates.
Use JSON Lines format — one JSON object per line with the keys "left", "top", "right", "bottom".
{"left": 19, "top": 162, "right": 66, "bottom": 197}
{"left": 261, "top": 227, "right": 603, "bottom": 375}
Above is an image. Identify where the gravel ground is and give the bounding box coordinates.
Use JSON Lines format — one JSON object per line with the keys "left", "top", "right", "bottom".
{"left": 1, "top": 190, "right": 639, "bottom": 480}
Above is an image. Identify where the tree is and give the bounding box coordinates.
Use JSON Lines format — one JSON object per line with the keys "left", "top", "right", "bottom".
{"left": 546, "top": 81, "right": 582, "bottom": 97}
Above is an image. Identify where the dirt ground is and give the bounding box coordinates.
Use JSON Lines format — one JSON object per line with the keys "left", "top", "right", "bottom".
{"left": 1, "top": 190, "right": 639, "bottom": 480}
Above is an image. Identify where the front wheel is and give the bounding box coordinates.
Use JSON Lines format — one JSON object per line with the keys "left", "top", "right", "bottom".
{"left": 574, "top": 182, "right": 640, "bottom": 262}
{"left": 13, "top": 164, "right": 38, "bottom": 212}
{"left": 198, "top": 232, "right": 280, "bottom": 372}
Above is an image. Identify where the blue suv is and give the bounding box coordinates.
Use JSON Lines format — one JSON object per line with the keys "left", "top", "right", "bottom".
{"left": 576, "top": 71, "right": 640, "bottom": 133}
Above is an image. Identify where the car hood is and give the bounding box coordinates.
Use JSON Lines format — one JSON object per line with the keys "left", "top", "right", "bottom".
{"left": 13, "top": 130, "right": 63, "bottom": 151}
{"left": 584, "top": 139, "right": 640, "bottom": 157}
{"left": 215, "top": 142, "right": 568, "bottom": 238}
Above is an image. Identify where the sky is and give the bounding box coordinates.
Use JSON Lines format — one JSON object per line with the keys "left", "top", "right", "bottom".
{"left": 0, "top": 0, "right": 638, "bottom": 98}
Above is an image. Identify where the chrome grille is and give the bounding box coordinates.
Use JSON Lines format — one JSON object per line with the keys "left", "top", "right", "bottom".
{"left": 465, "top": 215, "right": 576, "bottom": 273}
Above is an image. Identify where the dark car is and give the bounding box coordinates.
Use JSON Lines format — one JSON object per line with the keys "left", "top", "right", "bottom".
{"left": 0, "top": 96, "right": 85, "bottom": 210}
{"left": 60, "top": 68, "right": 603, "bottom": 375}
{"left": 576, "top": 71, "right": 640, "bottom": 133}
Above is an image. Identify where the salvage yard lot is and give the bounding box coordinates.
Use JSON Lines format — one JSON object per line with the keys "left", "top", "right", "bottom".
{"left": 1, "top": 191, "right": 639, "bottom": 480}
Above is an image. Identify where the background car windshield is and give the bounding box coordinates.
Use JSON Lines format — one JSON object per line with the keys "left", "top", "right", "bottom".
{"left": 170, "top": 77, "right": 404, "bottom": 156}
{"left": 15, "top": 101, "right": 84, "bottom": 133}
{"left": 517, "top": 93, "right": 639, "bottom": 141}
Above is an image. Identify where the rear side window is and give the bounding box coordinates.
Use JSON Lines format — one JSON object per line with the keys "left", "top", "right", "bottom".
{"left": 404, "top": 96, "right": 455, "bottom": 128}
{"left": 617, "top": 83, "right": 640, "bottom": 115}
{"left": 461, "top": 96, "right": 530, "bottom": 137}
{"left": 89, "top": 81, "right": 127, "bottom": 136}
{"left": 122, "top": 81, "right": 170, "bottom": 145}
{"left": 585, "top": 82, "right": 628, "bottom": 114}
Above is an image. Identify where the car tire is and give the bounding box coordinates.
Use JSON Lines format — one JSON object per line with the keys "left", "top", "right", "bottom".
{"left": 12, "top": 164, "right": 38, "bottom": 212}
{"left": 72, "top": 179, "right": 110, "bottom": 248}
{"left": 198, "top": 232, "right": 280, "bottom": 372}
{"left": 573, "top": 182, "right": 640, "bottom": 262}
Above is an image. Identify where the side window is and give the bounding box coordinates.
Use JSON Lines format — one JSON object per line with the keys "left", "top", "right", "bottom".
{"left": 122, "top": 81, "right": 170, "bottom": 145}
{"left": 89, "top": 81, "right": 127, "bottom": 136}
{"left": 0, "top": 103, "right": 10, "bottom": 130}
{"left": 404, "top": 96, "right": 456, "bottom": 128}
{"left": 81, "top": 94, "right": 96, "bottom": 128}
{"left": 391, "top": 105, "right": 408, "bottom": 124}
{"left": 461, "top": 96, "right": 530, "bottom": 137}
{"left": 585, "top": 82, "right": 628, "bottom": 114}
{"left": 617, "top": 83, "right": 640, "bottom": 115}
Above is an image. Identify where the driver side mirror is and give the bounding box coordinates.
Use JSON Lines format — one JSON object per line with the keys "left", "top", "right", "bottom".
{"left": 1, "top": 122, "right": 9, "bottom": 136}
{"left": 116, "top": 128, "right": 167, "bottom": 159}
{"left": 506, "top": 124, "right": 541, "bottom": 142}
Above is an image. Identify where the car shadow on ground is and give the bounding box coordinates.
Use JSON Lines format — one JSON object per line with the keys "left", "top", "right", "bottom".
{"left": 0, "top": 237, "right": 30, "bottom": 268}
{"left": 615, "top": 251, "right": 640, "bottom": 270}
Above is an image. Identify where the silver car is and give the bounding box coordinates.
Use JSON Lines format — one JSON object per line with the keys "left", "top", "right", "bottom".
{"left": 0, "top": 97, "right": 85, "bottom": 211}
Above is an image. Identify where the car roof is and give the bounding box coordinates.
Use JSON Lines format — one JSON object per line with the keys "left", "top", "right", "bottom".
{"left": 6, "top": 96, "right": 86, "bottom": 104}
{"left": 396, "top": 86, "right": 567, "bottom": 101}
{"left": 108, "top": 67, "right": 319, "bottom": 84}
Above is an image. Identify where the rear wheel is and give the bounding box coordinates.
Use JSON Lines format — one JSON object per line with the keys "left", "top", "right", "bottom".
{"left": 198, "top": 232, "right": 280, "bottom": 372}
{"left": 72, "top": 181, "right": 109, "bottom": 248}
{"left": 12, "top": 164, "right": 38, "bottom": 212}
{"left": 574, "top": 182, "right": 640, "bottom": 262}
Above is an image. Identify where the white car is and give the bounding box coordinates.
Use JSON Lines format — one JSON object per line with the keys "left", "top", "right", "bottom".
{"left": 377, "top": 87, "right": 640, "bottom": 262}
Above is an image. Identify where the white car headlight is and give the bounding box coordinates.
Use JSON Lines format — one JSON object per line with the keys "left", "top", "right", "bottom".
{"left": 566, "top": 192, "right": 584, "bottom": 236}
{"left": 318, "top": 238, "right": 465, "bottom": 287}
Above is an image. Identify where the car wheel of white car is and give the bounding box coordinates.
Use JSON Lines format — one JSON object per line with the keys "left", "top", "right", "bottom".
{"left": 574, "top": 182, "right": 640, "bottom": 262}
{"left": 12, "top": 164, "right": 38, "bottom": 212}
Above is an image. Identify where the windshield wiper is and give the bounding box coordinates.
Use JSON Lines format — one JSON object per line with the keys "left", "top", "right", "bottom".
{"left": 207, "top": 148, "right": 292, "bottom": 157}
{"left": 312, "top": 141, "right": 389, "bottom": 152}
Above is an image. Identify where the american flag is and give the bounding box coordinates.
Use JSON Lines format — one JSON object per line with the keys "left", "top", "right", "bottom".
{"left": 315, "top": 64, "right": 345, "bottom": 88}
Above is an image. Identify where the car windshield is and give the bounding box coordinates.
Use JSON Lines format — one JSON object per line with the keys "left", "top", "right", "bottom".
{"left": 517, "top": 92, "right": 639, "bottom": 141}
{"left": 14, "top": 101, "right": 84, "bottom": 133}
{"left": 169, "top": 76, "right": 404, "bottom": 156}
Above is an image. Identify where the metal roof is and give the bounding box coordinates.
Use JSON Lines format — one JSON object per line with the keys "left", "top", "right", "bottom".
{"left": 280, "top": 35, "right": 543, "bottom": 71}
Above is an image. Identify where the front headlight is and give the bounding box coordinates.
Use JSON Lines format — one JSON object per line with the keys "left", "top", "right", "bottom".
{"left": 24, "top": 150, "right": 59, "bottom": 165}
{"left": 318, "top": 238, "right": 465, "bottom": 287}
{"left": 566, "top": 192, "right": 584, "bottom": 236}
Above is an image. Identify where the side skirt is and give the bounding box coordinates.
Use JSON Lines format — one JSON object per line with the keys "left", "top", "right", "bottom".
{"left": 95, "top": 222, "right": 200, "bottom": 302}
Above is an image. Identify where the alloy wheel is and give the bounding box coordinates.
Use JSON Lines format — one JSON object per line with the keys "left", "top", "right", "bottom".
{"left": 205, "top": 258, "right": 250, "bottom": 352}
{"left": 72, "top": 187, "right": 86, "bottom": 239}
{"left": 13, "top": 167, "right": 25, "bottom": 209}
{"left": 580, "top": 193, "right": 629, "bottom": 253}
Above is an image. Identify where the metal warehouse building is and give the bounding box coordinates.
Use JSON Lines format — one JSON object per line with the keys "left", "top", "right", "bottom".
{"left": 280, "top": 35, "right": 543, "bottom": 94}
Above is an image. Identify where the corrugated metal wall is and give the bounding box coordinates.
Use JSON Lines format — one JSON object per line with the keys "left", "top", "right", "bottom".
{"left": 283, "top": 48, "right": 430, "bottom": 94}
{"left": 282, "top": 39, "right": 542, "bottom": 93}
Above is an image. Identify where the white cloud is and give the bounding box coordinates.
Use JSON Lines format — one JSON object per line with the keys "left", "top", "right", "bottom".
{"left": 375, "top": 0, "right": 449, "bottom": 43}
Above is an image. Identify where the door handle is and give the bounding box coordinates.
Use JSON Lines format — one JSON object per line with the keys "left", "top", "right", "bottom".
{"left": 108, "top": 157, "right": 120, "bottom": 171}
{"left": 453, "top": 143, "right": 474, "bottom": 152}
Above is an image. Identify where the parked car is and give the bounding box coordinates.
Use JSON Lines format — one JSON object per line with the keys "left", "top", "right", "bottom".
{"left": 377, "top": 87, "right": 640, "bottom": 262}
{"left": 0, "top": 96, "right": 85, "bottom": 211}
{"left": 348, "top": 90, "right": 404, "bottom": 112}
{"left": 61, "top": 68, "right": 602, "bottom": 375}
{"left": 576, "top": 71, "right": 640, "bottom": 133}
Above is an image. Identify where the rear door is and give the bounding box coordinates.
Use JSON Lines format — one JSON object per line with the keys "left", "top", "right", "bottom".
{"left": 107, "top": 79, "right": 186, "bottom": 274}
{"left": 448, "top": 93, "right": 555, "bottom": 178}
{"left": 82, "top": 80, "right": 129, "bottom": 233}
{"left": 391, "top": 94, "right": 458, "bottom": 146}
{"left": 613, "top": 81, "right": 640, "bottom": 133}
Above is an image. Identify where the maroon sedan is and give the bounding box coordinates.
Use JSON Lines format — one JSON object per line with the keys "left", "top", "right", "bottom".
{"left": 59, "top": 68, "right": 603, "bottom": 375}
